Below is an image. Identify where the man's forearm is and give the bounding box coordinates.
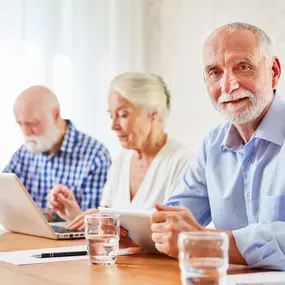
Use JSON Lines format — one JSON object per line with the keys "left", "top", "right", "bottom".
{"left": 207, "top": 228, "right": 247, "bottom": 265}
{"left": 227, "top": 231, "right": 247, "bottom": 265}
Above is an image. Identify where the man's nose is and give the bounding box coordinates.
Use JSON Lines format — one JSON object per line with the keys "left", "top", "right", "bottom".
{"left": 220, "top": 71, "right": 239, "bottom": 94}
{"left": 21, "top": 124, "right": 33, "bottom": 136}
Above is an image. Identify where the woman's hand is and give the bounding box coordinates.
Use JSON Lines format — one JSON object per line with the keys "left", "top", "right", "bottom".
{"left": 67, "top": 208, "right": 99, "bottom": 231}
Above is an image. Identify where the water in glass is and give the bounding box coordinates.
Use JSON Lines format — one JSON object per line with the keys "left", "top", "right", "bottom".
{"left": 180, "top": 257, "right": 227, "bottom": 285}
{"left": 86, "top": 233, "right": 119, "bottom": 265}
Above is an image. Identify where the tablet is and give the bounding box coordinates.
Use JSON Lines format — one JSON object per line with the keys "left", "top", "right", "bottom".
{"left": 98, "top": 207, "right": 159, "bottom": 254}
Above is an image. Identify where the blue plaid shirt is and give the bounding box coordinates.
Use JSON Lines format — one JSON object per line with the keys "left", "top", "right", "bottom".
{"left": 3, "top": 120, "right": 111, "bottom": 210}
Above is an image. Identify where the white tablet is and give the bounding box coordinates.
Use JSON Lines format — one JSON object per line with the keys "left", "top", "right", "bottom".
{"left": 98, "top": 207, "right": 159, "bottom": 254}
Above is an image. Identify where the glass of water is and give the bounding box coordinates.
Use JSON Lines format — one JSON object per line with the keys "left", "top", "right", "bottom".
{"left": 84, "top": 213, "right": 120, "bottom": 265}
{"left": 178, "top": 232, "right": 229, "bottom": 285}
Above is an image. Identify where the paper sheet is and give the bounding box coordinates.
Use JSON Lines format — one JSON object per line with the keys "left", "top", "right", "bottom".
{"left": 0, "top": 245, "right": 136, "bottom": 265}
{"left": 226, "top": 272, "right": 285, "bottom": 285}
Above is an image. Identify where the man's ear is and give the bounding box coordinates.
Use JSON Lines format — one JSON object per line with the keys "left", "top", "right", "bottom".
{"left": 272, "top": 57, "right": 281, "bottom": 88}
{"left": 53, "top": 107, "right": 60, "bottom": 123}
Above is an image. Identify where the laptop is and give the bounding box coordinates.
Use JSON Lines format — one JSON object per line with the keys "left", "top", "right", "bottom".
{"left": 0, "top": 173, "right": 84, "bottom": 239}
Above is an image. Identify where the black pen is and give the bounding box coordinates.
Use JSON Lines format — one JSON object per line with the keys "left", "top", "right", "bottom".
{"left": 236, "top": 283, "right": 285, "bottom": 285}
{"left": 32, "top": 250, "right": 87, "bottom": 258}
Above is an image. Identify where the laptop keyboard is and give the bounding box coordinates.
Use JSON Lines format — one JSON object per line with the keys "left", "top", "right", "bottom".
{"left": 51, "top": 225, "right": 74, "bottom": 233}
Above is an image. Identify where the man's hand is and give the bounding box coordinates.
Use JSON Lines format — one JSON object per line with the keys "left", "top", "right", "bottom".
{"left": 151, "top": 204, "right": 205, "bottom": 258}
{"left": 47, "top": 185, "right": 81, "bottom": 222}
{"left": 151, "top": 204, "right": 247, "bottom": 266}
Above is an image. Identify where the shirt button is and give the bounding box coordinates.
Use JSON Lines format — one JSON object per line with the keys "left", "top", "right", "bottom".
{"left": 246, "top": 158, "right": 251, "bottom": 164}
{"left": 247, "top": 193, "right": 251, "bottom": 198}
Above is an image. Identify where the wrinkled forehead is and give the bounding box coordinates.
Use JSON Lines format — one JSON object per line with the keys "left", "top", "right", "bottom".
{"left": 14, "top": 100, "right": 49, "bottom": 122}
{"left": 202, "top": 29, "right": 262, "bottom": 67}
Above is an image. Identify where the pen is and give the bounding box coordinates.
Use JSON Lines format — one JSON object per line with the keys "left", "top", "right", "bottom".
{"left": 236, "top": 283, "right": 285, "bottom": 285}
{"left": 32, "top": 250, "right": 87, "bottom": 258}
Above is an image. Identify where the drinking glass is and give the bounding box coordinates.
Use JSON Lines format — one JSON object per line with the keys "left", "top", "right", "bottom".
{"left": 178, "top": 232, "right": 229, "bottom": 285}
{"left": 84, "top": 214, "right": 120, "bottom": 265}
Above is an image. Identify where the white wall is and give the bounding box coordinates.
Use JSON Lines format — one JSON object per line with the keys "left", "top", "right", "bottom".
{"left": 0, "top": 0, "right": 150, "bottom": 169}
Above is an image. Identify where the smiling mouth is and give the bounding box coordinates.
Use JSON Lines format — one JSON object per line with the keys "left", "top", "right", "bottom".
{"left": 223, "top": 97, "right": 249, "bottom": 104}
{"left": 118, "top": 135, "right": 127, "bottom": 139}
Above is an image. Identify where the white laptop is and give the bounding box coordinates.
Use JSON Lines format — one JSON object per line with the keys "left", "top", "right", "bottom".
{"left": 0, "top": 173, "right": 84, "bottom": 239}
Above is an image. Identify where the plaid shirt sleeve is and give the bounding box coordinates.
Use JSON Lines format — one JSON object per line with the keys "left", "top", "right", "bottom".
{"left": 80, "top": 147, "right": 112, "bottom": 211}
{"left": 3, "top": 148, "right": 21, "bottom": 173}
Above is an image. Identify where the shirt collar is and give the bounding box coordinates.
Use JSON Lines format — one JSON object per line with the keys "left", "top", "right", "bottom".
{"left": 220, "top": 123, "right": 243, "bottom": 151}
{"left": 221, "top": 92, "right": 285, "bottom": 152}
{"left": 60, "top": 120, "right": 78, "bottom": 153}
{"left": 254, "top": 93, "right": 285, "bottom": 146}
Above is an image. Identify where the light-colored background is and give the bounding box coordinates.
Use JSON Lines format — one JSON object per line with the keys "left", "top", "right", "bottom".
{"left": 1, "top": 0, "right": 285, "bottom": 168}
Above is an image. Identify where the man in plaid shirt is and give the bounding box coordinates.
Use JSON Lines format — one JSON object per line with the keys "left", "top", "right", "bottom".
{"left": 3, "top": 85, "right": 111, "bottom": 221}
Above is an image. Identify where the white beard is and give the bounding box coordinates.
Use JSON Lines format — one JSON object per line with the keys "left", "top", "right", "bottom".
{"left": 213, "top": 89, "right": 270, "bottom": 124}
{"left": 24, "top": 122, "right": 60, "bottom": 153}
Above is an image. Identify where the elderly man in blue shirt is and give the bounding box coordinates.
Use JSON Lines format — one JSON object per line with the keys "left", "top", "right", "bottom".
{"left": 151, "top": 22, "right": 285, "bottom": 270}
{"left": 3, "top": 85, "right": 111, "bottom": 221}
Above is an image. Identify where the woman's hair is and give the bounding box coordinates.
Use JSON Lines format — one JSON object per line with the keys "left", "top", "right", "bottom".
{"left": 109, "top": 72, "right": 171, "bottom": 125}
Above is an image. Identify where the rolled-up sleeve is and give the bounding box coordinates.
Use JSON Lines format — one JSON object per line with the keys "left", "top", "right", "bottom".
{"left": 165, "top": 139, "right": 211, "bottom": 227}
{"left": 233, "top": 222, "right": 285, "bottom": 270}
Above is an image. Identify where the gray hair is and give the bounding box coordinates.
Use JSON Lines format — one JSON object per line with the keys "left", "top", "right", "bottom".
{"left": 206, "top": 22, "right": 274, "bottom": 59}
{"left": 109, "top": 72, "right": 171, "bottom": 125}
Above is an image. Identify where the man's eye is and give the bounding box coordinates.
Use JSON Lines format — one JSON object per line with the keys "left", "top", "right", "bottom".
{"left": 208, "top": 70, "right": 221, "bottom": 78}
{"left": 240, "top": 64, "right": 251, "bottom": 71}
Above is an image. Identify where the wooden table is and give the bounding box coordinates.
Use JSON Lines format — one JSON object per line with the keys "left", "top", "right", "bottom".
{"left": 0, "top": 229, "right": 263, "bottom": 285}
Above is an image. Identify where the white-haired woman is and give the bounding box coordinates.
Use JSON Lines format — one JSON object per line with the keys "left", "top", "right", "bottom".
{"left": 48, "top": 72, "right": 192, "bottom": 229}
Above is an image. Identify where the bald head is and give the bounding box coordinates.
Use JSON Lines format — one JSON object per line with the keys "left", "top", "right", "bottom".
{"left": 14, "top": 86, "right": 65, "bottom": 153}
{"left": 14, "top": 85, "right": 59, "bottom": 116}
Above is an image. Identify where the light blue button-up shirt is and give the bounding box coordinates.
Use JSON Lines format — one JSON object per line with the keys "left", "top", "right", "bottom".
{"left": 166, "top": 94, "right": 285, "bottom": 270}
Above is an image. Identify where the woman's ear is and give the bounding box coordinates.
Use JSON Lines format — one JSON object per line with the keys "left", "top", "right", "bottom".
{"left": 150, "top": 112, "right": 158, "bottom": 121}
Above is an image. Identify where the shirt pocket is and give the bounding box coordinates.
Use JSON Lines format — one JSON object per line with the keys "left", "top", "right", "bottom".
{"left": 259, "top": 195, "right": 285, "bottom": 223}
